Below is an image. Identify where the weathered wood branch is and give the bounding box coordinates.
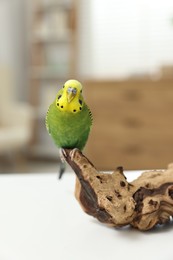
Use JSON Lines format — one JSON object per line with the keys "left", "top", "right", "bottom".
{"left": 63, "top": 148, "right": 173, "bottom": 231}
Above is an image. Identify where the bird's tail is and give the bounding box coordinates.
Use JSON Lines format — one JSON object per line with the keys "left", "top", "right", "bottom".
{"left": 59, "top": 161, "right": 66, "bottom": 179}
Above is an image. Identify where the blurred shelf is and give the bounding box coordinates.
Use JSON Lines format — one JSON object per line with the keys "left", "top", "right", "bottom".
{"left": 29, "top": 144, "right": 59, "bottom": 160}
{"left": 36, "top": 1, "right": 72, "bottom": 13}
{"left": 32, "top": 36, "right": 72, "bottom": 44}
{"left": 30, "top": 66, "right": 68, "bottom": 80}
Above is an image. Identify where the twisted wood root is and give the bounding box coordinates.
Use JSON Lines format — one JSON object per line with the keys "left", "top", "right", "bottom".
{"left": 63, "top": 149, "right": 173, "bottom": 231}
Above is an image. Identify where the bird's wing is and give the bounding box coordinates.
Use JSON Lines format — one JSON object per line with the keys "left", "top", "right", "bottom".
{"left": 87, "top": 105, "right": 93, "bottom": 125}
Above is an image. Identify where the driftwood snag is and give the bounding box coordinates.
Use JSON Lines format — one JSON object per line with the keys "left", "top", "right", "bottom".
{"left": 63, "top": 149, "right": 173, "bottom": 231}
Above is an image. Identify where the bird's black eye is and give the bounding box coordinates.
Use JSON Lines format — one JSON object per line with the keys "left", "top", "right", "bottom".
{"left": 79, "top": 99, "right": 82, "bottom": 105}
{"left": 58, "top": 95, "right": 62, "bottom": 100}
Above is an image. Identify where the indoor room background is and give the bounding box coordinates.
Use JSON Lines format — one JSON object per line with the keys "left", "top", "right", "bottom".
{"left": 0, "top": 0, "right": 173, "bottom": 173}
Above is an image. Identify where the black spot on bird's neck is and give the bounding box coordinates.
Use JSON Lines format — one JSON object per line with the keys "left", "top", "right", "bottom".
{"left": 61, "top": 105, "right": 63, "bottom": 108}
{"left": 58, "top": 95, "right": 62, "bottom": 100}
{"left": 73, "top": 109, "right": 76, "bottom": 112}
{"left": 79, "top": 99, "right": 83, "bottom": 105}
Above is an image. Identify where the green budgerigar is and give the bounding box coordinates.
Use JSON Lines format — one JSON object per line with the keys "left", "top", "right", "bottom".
{"left": 45, "top": 79, "right": 92, "bottom": 178}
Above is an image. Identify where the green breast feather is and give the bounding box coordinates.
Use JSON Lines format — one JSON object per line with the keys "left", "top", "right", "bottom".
{"left": 46, "top": 99, "right": 92, "bottom": 151}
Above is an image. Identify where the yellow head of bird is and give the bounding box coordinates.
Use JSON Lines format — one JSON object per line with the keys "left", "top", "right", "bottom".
{"left": 64, "top": 79, "right": 82, "bottom": 103}
{"left": 56, "top": 79, "right": 84, "bottom": 113}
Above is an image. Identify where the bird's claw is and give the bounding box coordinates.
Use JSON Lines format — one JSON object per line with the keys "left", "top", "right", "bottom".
{"left": 69, "top": 148, "right": 79, "bottom": 161}
{"left": 59, "top": 148, "right": 67, "bottom": 162}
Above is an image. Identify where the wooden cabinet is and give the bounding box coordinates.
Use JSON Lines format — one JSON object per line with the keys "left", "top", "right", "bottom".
{"left": 84, "top": 80, "right": 173, "bottom": 170}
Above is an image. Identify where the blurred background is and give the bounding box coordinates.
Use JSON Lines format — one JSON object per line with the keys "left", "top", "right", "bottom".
{"left": 0, "top": 0, "right": 173, "bottom": 173}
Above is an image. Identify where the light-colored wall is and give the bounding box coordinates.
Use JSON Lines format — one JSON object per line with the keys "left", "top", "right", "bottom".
{"left": 0, "top": 0, "right": 27, "bottom": 101}
{"left": 77, "top": 0, "right": 173, "bottom": 79}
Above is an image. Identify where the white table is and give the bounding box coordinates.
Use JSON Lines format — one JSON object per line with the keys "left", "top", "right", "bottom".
{"left": 0, "top": 171, "right": 172, "bottom": 260}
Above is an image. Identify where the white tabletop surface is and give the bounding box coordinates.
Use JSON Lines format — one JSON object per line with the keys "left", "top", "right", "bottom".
{"left": 0, "top": 170, "right": 172, "bottom": 260}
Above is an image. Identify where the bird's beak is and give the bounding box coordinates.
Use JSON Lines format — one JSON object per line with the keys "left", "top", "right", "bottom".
{"left": 67, "top": 87, "right": 77, "bottom": 103}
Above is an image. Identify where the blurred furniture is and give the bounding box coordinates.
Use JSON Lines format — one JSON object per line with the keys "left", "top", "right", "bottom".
{"left": 28, "top": 0, "right": 76, "bottom": 158}
{"left": 84, "top": 79, "right": 173, "bottom": 170}
{"left": 0, "top": 68, "right": 33, "bottom": 172}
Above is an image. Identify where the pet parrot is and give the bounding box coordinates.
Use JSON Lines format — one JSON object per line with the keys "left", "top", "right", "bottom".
{"left": 45, "top": 79, "right": 93, "bottom": 178}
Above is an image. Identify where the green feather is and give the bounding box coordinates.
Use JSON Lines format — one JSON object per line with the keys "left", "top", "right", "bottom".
{"left": 46, "top": 80, "right": 92, "bottom": 151}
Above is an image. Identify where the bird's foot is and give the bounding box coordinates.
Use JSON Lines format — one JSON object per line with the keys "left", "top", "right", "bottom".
{"left": 69, "top": 148, "right": 79, "bottom": 161}
{"left": 59, "top": 148, "right": 67, "bottom": 162}
{"left": 58, "top": 148, "right": 67, "bottom": 179}
{"left": 58, "top": 148, "right": 79, "bottom": 179}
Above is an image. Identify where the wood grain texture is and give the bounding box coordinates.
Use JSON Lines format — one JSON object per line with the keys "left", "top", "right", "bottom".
{"left": 83, "top": 79, "right": 173, "bottom": 170}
